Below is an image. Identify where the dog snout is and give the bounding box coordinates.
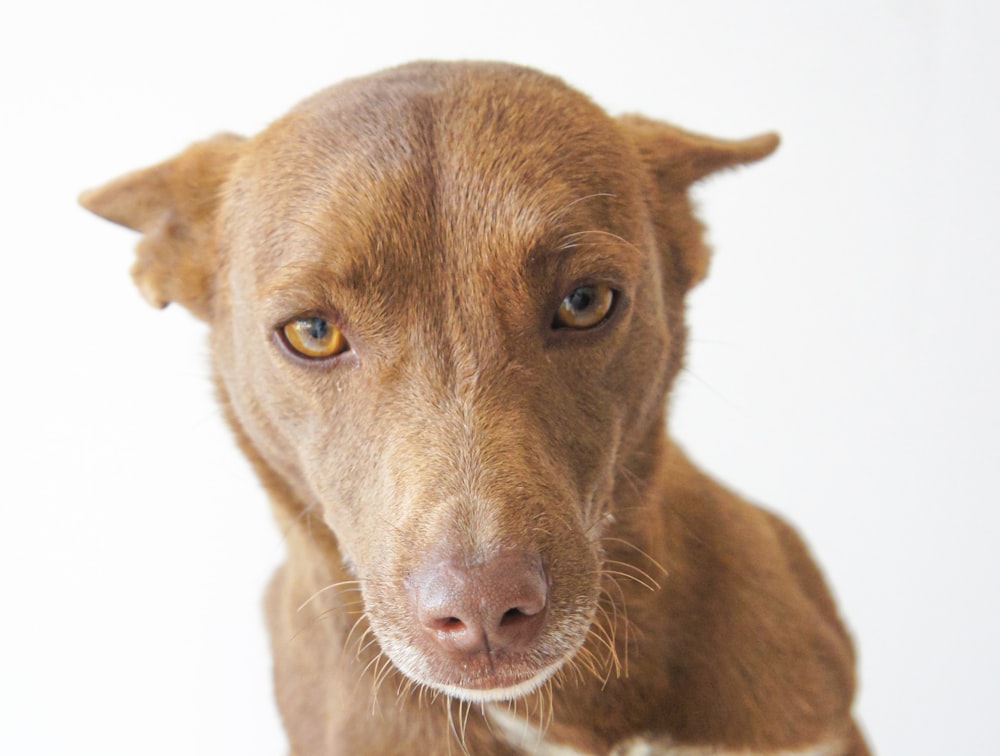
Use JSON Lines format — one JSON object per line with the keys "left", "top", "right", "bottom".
{"left": 410, "top": 550, "right": 549, "bottom": 657}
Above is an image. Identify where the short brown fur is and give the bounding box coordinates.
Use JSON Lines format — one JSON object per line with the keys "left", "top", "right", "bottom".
{"left": 81, "top": 62, "right": 869, "bottom": 755}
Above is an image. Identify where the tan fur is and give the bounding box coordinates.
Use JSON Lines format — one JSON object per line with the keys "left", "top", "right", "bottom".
{"left": 80, "top": 61, "right": 869, "bottom": 755}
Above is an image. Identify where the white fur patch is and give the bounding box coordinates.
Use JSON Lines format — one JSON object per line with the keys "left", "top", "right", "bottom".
{"left": 486, "top": 706, "right": 845, "bottom": 756}
{"left": 428, "top": 657, "right": 567, "bottom": 704}
{"left": 486, "top": 705, "right": 589, "bottom": 756}
{"left": 611, "top": 739, "right": 844, "bottom": 756}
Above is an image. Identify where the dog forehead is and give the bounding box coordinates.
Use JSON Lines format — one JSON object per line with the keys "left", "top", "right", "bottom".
{"left": 225, "top": 62, "right": 641, "bottom": 286}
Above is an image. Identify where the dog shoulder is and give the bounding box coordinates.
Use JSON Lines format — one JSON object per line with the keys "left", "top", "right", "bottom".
{"left": 655, "top": 448, "right": 859, "bottom": 748}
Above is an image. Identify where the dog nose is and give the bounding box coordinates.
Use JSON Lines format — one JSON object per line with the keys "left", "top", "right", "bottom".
{"left": 411, "top": 550, "right": 548, "bottom": 657}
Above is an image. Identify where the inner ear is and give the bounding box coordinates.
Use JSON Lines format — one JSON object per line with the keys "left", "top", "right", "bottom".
{"left": 80, "top": 133, "right": 245, "bottom": 320}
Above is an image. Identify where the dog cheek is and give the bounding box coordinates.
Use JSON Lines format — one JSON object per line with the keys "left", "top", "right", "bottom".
{"left": 532, "top": 345, "right": 647, "bottom": 509}
{"left": 611, "top": 277, "right": 678, "bottom": 444}
{"left": 632, "top": 322, "right": 675, "bottom": 431}
{"left": 311, "top": 436, "right": 390, "bottom": 569}
{"left": 211, "top": 314, "right": 365, "bottom": 530}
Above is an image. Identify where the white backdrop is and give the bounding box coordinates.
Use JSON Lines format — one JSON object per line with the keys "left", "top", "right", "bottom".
{"left": 2, "top": 2, "right": 997, "bottom": 754}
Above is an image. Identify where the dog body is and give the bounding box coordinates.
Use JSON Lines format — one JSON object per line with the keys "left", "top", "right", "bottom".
{"left": 82, "top": 62, "right": 868, "bottom": 755}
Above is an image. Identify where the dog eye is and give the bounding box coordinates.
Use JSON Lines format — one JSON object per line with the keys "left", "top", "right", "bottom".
{"left": 553, "top": 284, "right": 617, "bottom": 329}
{"left": 280, "top": 316, "right": 348, "bottom": 359}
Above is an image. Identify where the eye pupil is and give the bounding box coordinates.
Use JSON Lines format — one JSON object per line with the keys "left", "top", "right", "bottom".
{"left": 567, "top": 288, "right": 594, "bottom": 312}
{"left": 307, "top": 318, "right": 328, "bottom": 340}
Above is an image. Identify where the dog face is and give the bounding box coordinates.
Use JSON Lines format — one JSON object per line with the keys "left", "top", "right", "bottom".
{"left": 81, "top": 62, "right": 777, "bottom": 704}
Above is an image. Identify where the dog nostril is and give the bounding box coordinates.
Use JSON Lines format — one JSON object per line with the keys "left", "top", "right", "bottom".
{"left": 500, "top": 607, "right": 530, "bottom": 627}
{"left": 438, "top": 617, "right": 465, "bottom": 632}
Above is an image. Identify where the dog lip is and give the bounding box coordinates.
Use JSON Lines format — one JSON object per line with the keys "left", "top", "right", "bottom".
{"left": 410, "top": 623, "right": 586, "bottom": 702}
{"left": 425, "top": 656, "right": 567, "bottom": 703}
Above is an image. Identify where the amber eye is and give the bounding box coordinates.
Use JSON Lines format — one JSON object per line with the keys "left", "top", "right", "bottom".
{"left": 281, "top": 316, "right": 348, "bottom": 359}
{"left": 553, "top": 284, "right": 617, "bottom": 329}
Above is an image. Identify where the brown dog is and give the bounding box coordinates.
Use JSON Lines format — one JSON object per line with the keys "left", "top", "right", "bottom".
{"left": 81, "top": 61, "right": 869, "bottom": 755}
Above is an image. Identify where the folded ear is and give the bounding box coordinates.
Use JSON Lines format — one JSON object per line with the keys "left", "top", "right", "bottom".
{"left": 619, "top": 115, "right": 779, "bottom": 288}
{"left": 79, "top": 133, "right": 245, "bottom": 321}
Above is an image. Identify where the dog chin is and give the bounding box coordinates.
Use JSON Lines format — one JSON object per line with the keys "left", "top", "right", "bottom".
{"left": 426, "top": 657, "right": 569, "bottom": 703}
{"left": 380, "top": 629, "right": 587, "bottom": 704}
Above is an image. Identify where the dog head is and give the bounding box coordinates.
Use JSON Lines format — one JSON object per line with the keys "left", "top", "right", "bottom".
{"left": 81, "top": 61, "right": 777, "bottom": 703}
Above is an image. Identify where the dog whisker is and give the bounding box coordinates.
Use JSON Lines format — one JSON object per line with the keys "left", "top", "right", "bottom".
{"left": 572, "top": 644, "right": 605, "bottom": 682}
{"left": 600, "top": 567, "right": 658, "bottom": 595}
{"left": 566, "top": 652, "right": 591, "bottom": 687}
{"left": 444, "top": 697, "right": 473, "bottom": 756}
{"left": 461, "top": 698, "right": 473, "bottom": 748}
{"left": 357, "top": 633, "right": 380, "bottom": 659}
{"left": 602, "top": 590, "right": 631, "bottom": 679}
{"left": 586, "top": 582, "right": 630, "bottom": 682}
{"left": 609, "top": 463, "right": 648, "bottom": 508}
{"left": 293, "top": 604, "right": 364, "bottom": 643}
{"left": 594, "top": 601, "right": 620, "bottom": 648}
{"left": 557, "top": 228, "right": 644, "bottom": 259}
{"left": 679, "top": 364, "right": 736, "bottom": 408}
{"left": 396, "top": 674, "right": 412, "bottom": 699}
{"left": 359, "top": 645, "right": 388, "bottom": 687}
{"left": 369, "top": 654, "right": 399, "bottom": 717}
{"left": 540, "top": 679, "right": 554, "bottom": 738}
{"left": 296, "top": 579, "right": 364, "bottom": 612}
{"left": 585, "top": 617, "right": 620, "bottom": 678}
{"left": 352, "top": 620, "right": 373, "bottom": 648}
{"left": 600, "top": 536, "right": 669, "bottom": 579}
{"left": 547, "top": 192, "right": 617, "bottom": 224}
{"left": 601, "top": 563, "right": 661, "bottom": 592}
{"left": 373, "top": 654, "right": 397, "bottom": 702}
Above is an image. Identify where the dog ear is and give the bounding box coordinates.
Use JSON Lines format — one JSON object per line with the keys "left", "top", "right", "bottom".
{"left": 619, "top": 115, "right": 779, "bottom": 288}
{"left": 79, "top": 133, "right": 245, "bottom": 321}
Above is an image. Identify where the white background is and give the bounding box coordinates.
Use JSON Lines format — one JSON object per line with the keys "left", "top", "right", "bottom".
{"left": 2, "top": 1, "right": 997, "bottom": 753}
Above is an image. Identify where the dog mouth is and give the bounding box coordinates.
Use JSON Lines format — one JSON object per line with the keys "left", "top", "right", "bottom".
{"left": 418, "top": 655, "right": 572, "bottom": 703}
{"left": 376, "top": 620, "right": 591, "bottom": 704}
